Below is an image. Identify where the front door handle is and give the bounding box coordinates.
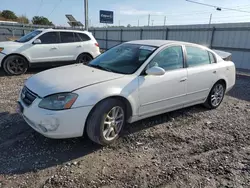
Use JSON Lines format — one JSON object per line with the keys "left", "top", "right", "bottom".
{"left": 77, "top": 45, "right": 82, "bottom": 48}
{"left": 180, "top": 77, "right": 187, "bottom": 82}
{"left": 213, "top": 70, "right": 217, "bottom": 74}
{"left": 51, "top": 47, "right": 57, "bottom": 49}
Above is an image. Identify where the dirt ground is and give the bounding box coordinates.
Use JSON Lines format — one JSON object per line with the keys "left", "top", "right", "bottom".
{"left": 0, "top": 69, "right": 250, "bottom": 188}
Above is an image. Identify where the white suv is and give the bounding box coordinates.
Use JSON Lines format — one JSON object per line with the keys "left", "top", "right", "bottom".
{"left": 0, "top": 28, "right": 100, "bottom": 75}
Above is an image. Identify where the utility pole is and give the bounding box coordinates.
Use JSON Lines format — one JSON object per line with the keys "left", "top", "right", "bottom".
{"left": 119, "top": 20, "right": 120, "bottom": 27}
{"left": 138, "top": 20, "right": 139, "bottom": 27}
{"left": 209, "top": 13, "right": 212, "bottom": 24}
{"left": 84, "top": 0, "right": 88, "bottom": 30}
{"left": 89, "top": 19, "right": 91, "bottom": 28}
{"left": 148, "top": 14, "right": 150, "bottom": 26}
{"left": 152, "top": 20, "right": 154, "bottom": 26}
{"left": 164, "top": 16, "right": 166, "bottom": 26}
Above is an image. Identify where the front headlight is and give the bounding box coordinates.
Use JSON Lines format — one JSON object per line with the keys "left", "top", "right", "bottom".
{"left": 38, "top": 93, "right": 78, "bottom": 110}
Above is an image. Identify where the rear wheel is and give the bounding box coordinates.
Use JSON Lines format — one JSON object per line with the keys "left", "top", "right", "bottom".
{"left": 76, "top": 53, "right": 93, "bottom": 65}
{"left": 204, "top": 82, "right": 225, "bottom": 109}
{"left": 86, "top": 99, "right": 126, "bottom": 145}
{"left": 3, "top": 55, "right": 28, "bottom": 75}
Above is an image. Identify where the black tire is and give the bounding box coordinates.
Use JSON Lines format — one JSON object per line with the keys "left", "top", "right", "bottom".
{"left": 86, "top": 98, "right": 126, "bottom": 145}
{"left": 3, "top": 55, "right": 28, "bottom": 75}
{"left": 204, "top": 81, "right": 226, "bottom": 109}
{"left": 76, "top": 53, "right": 93, "bottom": 65}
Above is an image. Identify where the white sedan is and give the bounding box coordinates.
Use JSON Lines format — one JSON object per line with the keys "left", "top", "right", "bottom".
{"left": 17, "top": 40, "right": 236, "bottom": 145}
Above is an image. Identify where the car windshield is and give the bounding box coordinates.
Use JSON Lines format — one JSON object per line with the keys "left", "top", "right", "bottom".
{"left": 16, "top": 30, "right": 42, "bottom": 43}
{"left": 88, "top": 43, "right": 157, "bottom": 74}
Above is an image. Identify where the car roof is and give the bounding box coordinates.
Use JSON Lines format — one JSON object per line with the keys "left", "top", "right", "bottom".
{"left": 37, "top": 28, "right": 91, "bottom": 34}
{"left": 126, "top": 40, "right": 205, "bottom": 48}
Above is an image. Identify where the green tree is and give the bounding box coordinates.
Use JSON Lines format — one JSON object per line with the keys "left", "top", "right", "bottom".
{"left": 32, "top": 16, "right": 53, "bottom": 25}
{"left": 1, "top": 10, "right": 17, "bottom": 20}
{"left": 17, "top": 15, "right": 29, "bottom": 24}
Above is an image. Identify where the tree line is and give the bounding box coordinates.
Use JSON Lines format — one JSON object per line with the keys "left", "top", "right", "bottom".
{"left": 0, "top": 10, "right": 53, "bottom": 25}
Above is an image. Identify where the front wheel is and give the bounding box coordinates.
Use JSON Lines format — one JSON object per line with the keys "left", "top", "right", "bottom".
{"left": 204, "top": 82, "right": 225, "bottom": 109}
{"left": 3, "top": 55, "right": 28, "bottom": 75}
{"left": 76, "top": 53, "right": 93, "bottom": 65}
{"left": 86, "top": 99, "right": 126, "bottom": 145}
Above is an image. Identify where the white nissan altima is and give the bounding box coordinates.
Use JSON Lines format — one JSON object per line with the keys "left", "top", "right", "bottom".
{"left": 17, "top": 40, "right": 236, "bottom": 145}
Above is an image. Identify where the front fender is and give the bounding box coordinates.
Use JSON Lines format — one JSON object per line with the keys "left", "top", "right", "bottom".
{"left": 2, "top": 45, "right": 32, "bottom": 63}
{"left": 72, "top": 76, "right": 139, "bottom": 117}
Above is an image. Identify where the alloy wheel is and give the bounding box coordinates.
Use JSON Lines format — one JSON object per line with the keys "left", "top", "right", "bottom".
{"left": 102, "top": 106, "right": 125, "bottom": 141}
{"left": 211, "top": 84, "right": 224, "bottom": 107}
{"left": 78, "top": 55, "right": 92, "bottom": 65}
{"left": 6, "top": 57, "right": 25, "bottom": 75}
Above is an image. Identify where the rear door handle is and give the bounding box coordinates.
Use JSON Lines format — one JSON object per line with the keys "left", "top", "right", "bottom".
{"left": 51, "top": 47, "right": 57, "bottom": 49}
{"left": 77, "top": 45, "right": 82, "bottom": 47}
{"left": 180, "top": 77, "right": 187, "bottom": 82}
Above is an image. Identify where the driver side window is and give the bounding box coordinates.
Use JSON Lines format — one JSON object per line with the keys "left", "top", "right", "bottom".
{"left": 38, "top": 32, "right": 59, "bottom": 44}
{"left": 148, "top": 46, "right": 184, "bottom": 71}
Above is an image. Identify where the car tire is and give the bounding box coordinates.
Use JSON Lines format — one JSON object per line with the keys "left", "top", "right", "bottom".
{"left": 204, "top": 81, "right": 226, "bottom": 109}
{"left": 3, "top": 55, "right": 28, "bottom": 75}
{"left": 86, "top": 98, "right": 126, "bottom": 145}
{"left": 76, "top": 53, "right": 93, "bottom": 65}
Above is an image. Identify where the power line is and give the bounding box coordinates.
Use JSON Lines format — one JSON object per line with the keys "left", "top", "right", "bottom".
{"left": 116, "top": 3, "right": 250, "bottom": 27}
{"left": 164, "top": 14, "right": 250, "bottom": 21}
{"left": 35, "top": 0, "right": 43, "bottom": 16}
{"left": 48, "top": 0, "right": 62, "bottom": 18}
{"left": 186, "top": 0, "right": 250, "bottom": 14}
{"left": 138, "top": 4, "right": 250, "bottom": 20}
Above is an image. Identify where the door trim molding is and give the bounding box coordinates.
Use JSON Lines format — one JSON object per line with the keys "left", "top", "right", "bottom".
{"left": 140, "top": 88, "right": 209, "bottom": 107}
{"left": 186, "top": 88, "right": 209, "bottom": 96}
{"left": 141, "top": 93, "right": 186, "bottom": 107}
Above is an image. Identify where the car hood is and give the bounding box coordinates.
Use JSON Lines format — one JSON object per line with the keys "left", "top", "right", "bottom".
{"left": 0, "top": 41, "right": 23, "bottom": 53}
{"left": 25, "top": 64, "right": 124, "bottom": 97}
{"left": 0, "top": 41, "right": 23, "bottom": 47}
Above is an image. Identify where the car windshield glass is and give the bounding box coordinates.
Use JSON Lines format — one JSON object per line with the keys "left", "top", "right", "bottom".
{"left": 88, "top": 43, "right": 157, "bottom": 74}
{"left": 16, "top": 30, "right": 42, "bottom": 43}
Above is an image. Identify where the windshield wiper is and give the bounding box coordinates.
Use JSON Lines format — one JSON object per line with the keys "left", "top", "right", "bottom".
{"left": 88, "top": 64, "right": 114, "bottom": 72}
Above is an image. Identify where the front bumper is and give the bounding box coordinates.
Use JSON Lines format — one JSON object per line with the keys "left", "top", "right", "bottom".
{"left": 18, "top": 95, "right": 93, "bottom": 139}
{"left": 0, "top": 53, "right": 6, "bottom": 67}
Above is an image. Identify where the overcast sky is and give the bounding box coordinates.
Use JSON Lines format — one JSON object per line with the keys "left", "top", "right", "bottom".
{"left": 1, "top": 0, "right": 250, "bottom": 26}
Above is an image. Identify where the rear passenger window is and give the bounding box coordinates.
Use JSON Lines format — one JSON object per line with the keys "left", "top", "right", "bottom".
{"left": 38, "top": 32, "right": 59, "bottom": 44}
{"left": 77, "top": 33, "right": 91, "bottom": 41}
{"left": 186, "top": 46, "right": 210, "bottom": 67}
{"left": 60, "top": 32, "right": 74, "bottom": 43}
{"left": 209, "top": 52, "right": 216, "bottom": 63}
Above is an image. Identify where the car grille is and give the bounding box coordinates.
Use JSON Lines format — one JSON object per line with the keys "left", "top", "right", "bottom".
{"left": 21, "top": 86, "right": 37, "bottom": 106}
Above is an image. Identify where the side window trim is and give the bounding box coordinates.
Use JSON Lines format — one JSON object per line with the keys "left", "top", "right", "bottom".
{"left": 208, "top": 51, "right": 212, "bottom": 64}
{"left": 182, "top": 45, "right": 188, "bottom": 68}
{"left": 73, "top": 32, "right": 79, "bottom": 42}
{"left": 208, "top": 51, "right": 217, "bottom": 64}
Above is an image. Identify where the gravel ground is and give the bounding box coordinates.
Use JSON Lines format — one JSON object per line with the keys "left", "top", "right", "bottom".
{"left": 0, "top": 69, "right": 249, "bottom": 188}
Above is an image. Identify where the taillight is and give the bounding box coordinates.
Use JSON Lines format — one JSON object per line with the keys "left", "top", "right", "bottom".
{"left": 95, "top": 43, "right": 99, "bottom": 47}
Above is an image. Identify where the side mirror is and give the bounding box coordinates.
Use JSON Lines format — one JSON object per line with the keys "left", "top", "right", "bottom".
{"left": 33, "top": 39, "right": 41, "bottom": 44}
{"left": 146, "top": 66, "right": 165, "bottom": 76}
